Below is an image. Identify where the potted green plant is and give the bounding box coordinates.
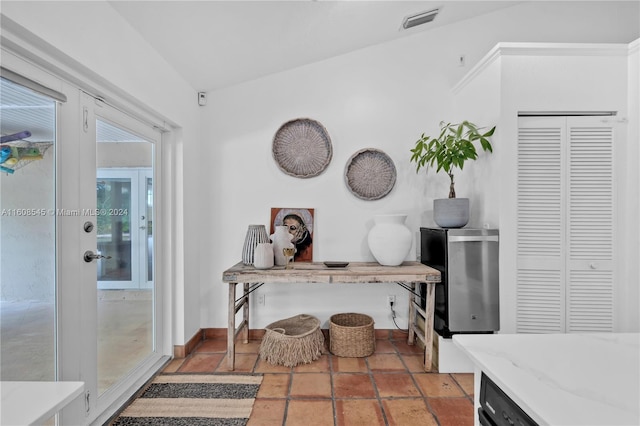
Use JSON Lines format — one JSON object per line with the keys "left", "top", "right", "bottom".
{"left": 410, "top": 120, "right": 495, "bottom": 228}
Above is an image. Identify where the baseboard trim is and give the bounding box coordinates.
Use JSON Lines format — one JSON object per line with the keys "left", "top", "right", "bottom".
{"left": 173, "top": 327, "right": 405, "bottom": 358}
{"left": 173, "top": 329, "right": 205, "bottom": 358}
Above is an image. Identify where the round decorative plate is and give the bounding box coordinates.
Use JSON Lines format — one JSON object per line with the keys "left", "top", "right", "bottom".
{"left": 272, "top": 118, "right": 333, "bottom": 178}
{"left": 344, "top": 148, "right": 397, "bottom": 200}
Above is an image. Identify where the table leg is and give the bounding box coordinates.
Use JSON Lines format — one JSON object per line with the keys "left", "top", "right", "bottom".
{"left": 408, "top": 282, "right": 416, "bottom": 346}
{"left": 242, "top": 282, "right": 250, "bottom": 344}
{"left": 423, "top": 282, "right": 436, "bottom": 372}
{"left": 227, "top": 282, "right": 237, "bottom": 370}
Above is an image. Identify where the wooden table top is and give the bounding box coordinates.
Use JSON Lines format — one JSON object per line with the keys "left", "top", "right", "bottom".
{"left": 222, "top": 261, "right": 440, "bottom": 284}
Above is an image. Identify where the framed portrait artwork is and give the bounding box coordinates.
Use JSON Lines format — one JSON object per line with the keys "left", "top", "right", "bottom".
{"left": 270, "top": 207, "right": 314, "bottom": 262}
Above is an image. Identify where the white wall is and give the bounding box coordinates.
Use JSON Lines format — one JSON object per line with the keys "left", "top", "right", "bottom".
{"left": 201, "top": 38, "right": 442, "bottom": 329}
{"left": 202, "top": 2, "right": 640, "bottom": 330}
{"left": 625, "top": 39, "right": 640, "bottom": 332}
{"left": 452, "top": 57, "right": 503, "bottom": 230}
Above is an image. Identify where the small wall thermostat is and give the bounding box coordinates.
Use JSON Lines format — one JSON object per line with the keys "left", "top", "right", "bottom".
{"left": 198, "top": 92, "right": 207, "bottom": 106}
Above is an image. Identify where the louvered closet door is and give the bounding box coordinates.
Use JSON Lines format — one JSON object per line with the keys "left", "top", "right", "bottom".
{"left": 567, "top": 117, "right": 614, "bottom": 332}
{"left": 517, "top": 117, "right": 566, "bottom": 333}
{"left": 516, "top": 116, "right": 614, "bottom": 333}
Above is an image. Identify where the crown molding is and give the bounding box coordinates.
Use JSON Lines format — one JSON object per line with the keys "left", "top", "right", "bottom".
{"left": 453, "top": 41, "right": 632, "bottom": 95}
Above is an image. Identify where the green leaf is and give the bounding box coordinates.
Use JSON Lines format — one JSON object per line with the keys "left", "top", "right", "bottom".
{"left": 483, "top": 126, "right": 496, "bottom": 137}
{"left": 410, "top": 120, "right": 496, "bottom": 181}
{"left": 480, "top": 138, "right": 493, "bottom": 152}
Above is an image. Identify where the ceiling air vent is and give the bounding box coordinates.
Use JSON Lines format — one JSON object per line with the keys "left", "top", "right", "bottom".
{"left": 402, "top": 8, "right": 439, "bottom": 29}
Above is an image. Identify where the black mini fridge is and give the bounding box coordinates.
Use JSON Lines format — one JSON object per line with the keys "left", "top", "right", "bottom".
{"left": 420, "top": 227, "right": 500, "bottom": 337}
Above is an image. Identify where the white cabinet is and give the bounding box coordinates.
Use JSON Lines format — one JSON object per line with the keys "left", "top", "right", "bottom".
{"left": 516, "top": 116, "right": 615, "bottom": 333}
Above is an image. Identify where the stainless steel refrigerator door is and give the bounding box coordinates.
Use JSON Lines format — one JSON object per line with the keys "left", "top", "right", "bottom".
{"left": 446, "top": 233, "right": 500, "bottom": 332}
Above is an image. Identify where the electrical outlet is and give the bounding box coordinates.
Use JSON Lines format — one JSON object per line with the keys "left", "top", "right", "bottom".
{"left": 387, "top": 295, "right": 396, "bottom": 305}
{"left": 258, "top": 294, "right": 265, "bottom": 306}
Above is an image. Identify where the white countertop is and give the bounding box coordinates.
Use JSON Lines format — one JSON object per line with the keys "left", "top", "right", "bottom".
{"left": 453, "top": 333, "right": 639, "bottom": 426}
{"left": 1, "top": 381, "right": 84, "bottom": 425}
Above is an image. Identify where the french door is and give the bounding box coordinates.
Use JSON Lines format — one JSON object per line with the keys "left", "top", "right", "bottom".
{"left": 2, "top": 48, "right": 169, "bottom": 425}
{"left": 75, "top": 93, "right": 166, "bottom": 423}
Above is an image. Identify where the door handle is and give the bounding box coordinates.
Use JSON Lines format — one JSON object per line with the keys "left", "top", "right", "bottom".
{"left": 84, "top": 250, "right": 112, "bottom": 263}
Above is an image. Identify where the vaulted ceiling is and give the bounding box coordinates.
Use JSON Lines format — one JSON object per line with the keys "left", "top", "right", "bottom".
{"left": 108, "top": 1, "right": 522, "bottom": 91}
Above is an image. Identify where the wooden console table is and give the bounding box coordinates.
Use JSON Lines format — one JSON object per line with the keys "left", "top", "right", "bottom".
{"left": 222, "top": 261, "right": 440, "bottom": 371}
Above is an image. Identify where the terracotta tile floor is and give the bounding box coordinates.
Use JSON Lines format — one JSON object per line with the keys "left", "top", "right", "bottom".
{"left": 163, "top": 330, "right": 474, "bottom": 426}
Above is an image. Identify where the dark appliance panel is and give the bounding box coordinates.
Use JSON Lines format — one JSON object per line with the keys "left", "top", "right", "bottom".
{"left": 479, "top": 373, "right": 538, "bottom": 426}
{"left": 420, "top": 227, "right": 499, "bottom": 337}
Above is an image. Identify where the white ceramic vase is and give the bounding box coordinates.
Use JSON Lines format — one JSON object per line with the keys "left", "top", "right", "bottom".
{"left": 253, "top": 242, "right": 275, "bottom": 269}
{"left": 367, "top": 214, "right": 412, "bottom": 266}
{"left": 242, "top": 224, "right": 269, "bottom": 265}
{"left": 270, "top": 225, "right": 295, "bottom": 266}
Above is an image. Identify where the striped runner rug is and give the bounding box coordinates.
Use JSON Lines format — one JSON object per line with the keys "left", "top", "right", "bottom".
{"left": 111, "top": 374, "right": 263, "bottom": 426}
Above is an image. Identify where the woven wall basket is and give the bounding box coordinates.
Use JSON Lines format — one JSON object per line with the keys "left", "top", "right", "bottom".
{"left": 272, "top": 118, "right": 333, "bottom": 178}
{"left": 344, "top": 148, "right": 396, "bottom": 200}
{"left": 329, "top": 313, "right": 375, "bottom": 357}
{"left": 259, "top": 314, "right": 325, "bottom": 367}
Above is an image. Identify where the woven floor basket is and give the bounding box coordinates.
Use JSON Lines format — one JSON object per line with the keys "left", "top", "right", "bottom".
{"left": 259, "top": 314, "right": 325, "bottom": 367}
{"left": 329, "top": 313, "right": 375, "bottom": 357}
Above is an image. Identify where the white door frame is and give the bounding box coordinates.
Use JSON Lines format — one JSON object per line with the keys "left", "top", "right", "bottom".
{"left": 1, "top": 47, "right": 171, "bottom": 425}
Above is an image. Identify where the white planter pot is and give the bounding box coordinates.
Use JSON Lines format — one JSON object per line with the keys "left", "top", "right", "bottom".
{"left": 433, "top": 198, "right": 469, "bottom": 228}
{"left": 367, "top": 214, "right": 412, "bottom": 266}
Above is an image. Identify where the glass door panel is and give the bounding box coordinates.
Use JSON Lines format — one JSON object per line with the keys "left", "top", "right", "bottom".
{"left": 96, "top": 119, "right": 154, "bottom": 395}
{"left": 0, "top": 77, "right": 57, "bottom": 382}
{"left": 97, "top": 177, "right": 133, "bottom": 283}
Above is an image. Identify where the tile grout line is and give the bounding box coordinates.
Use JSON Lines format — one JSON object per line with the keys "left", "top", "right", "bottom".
{"left": 395, "top": 340, "right": 442, "bottom": 425}
{"left": 450, "top": 373, "right": 475, "bottom": 404}
{"left": 366, "top": 352, "right": 391, "bottom": 426}
{"left": 281, "top": 365, "right": 293, "bottom": 426}
{"left": 328, "top": 353, "right": 338, "bottom": 426}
